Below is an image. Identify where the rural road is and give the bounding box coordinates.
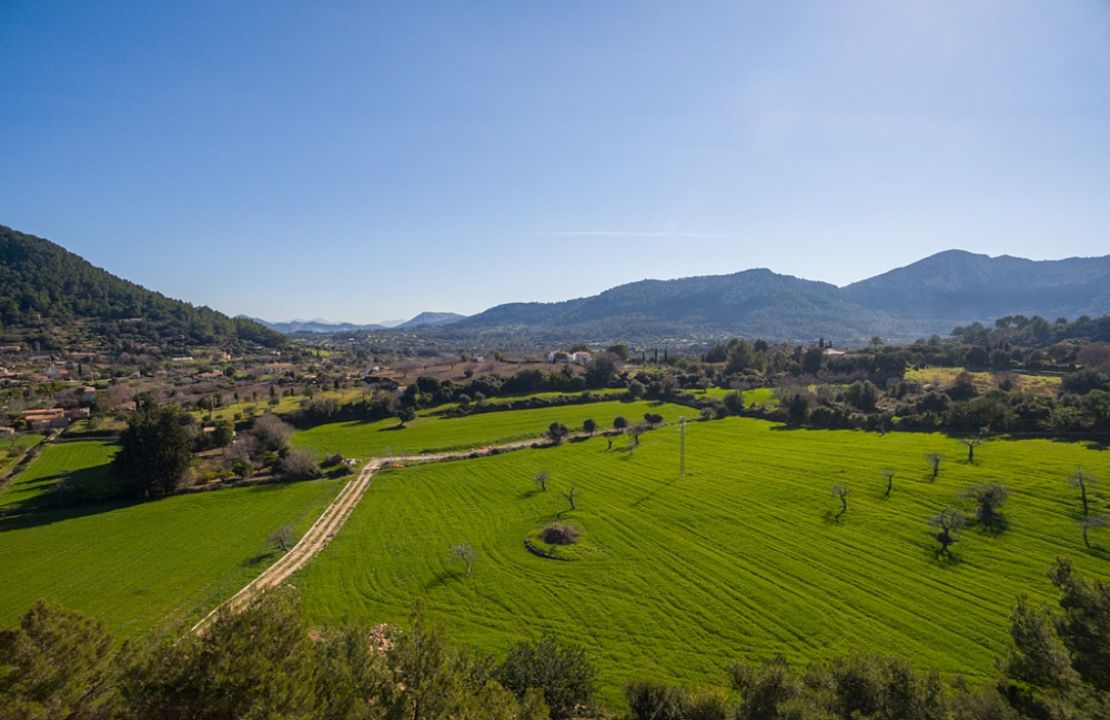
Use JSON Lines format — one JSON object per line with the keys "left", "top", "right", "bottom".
{"left": 191, "top": 431, "right": 612, "bottom": 633}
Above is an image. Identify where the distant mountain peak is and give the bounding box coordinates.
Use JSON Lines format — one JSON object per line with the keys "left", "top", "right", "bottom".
{"left": 398, "top": 311, "right": 467, "bottom": 329}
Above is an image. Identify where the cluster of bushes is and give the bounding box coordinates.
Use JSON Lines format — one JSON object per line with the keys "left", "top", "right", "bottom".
{"left": 399, "top": 366, "right": 610, "bottom": 410}
{"left": 115, "top": 402, "right": 336, "bottom": 498}
{"left": 224, "top": 413, "right": 328, "bottom": 481}
{"left": 292, "top": 391, "right": 399, "bottom": 426}
{"left": 0, "top": 595, "right": 593, "bottom": 720}
{"left": 765, "top": 372, "right": 1110, "bottom": 435}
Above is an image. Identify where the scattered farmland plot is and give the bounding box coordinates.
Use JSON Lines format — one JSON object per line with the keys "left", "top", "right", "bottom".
{"left": 0, "top": 476, "right": 343, "bottom": 635}
{"left": 0, "top": 433, "right": 45, "bottom": 477}
{"left": 291, "top": 399, "right": 692, "bottom": 459}
{"left": 0, "top": 439, "right": 118, "bottom": 511}
{"left": 296, "top": 417, "right": 1110, "bottom": 705}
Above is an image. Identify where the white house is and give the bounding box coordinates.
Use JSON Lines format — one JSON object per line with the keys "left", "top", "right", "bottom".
{"left": 547, "top": 350, "right": 593, "bottom": 365}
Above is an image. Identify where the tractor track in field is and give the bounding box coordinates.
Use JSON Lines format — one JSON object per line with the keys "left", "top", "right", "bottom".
{"left": 191, "top": 431, "right": 619, "bottom": 633}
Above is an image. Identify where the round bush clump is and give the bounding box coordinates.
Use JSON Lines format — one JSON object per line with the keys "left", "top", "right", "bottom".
{"left": 539, "top": 523, "right": 580, "bottom": 546}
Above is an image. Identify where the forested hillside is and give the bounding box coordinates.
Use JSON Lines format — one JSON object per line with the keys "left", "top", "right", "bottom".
{"left": 421, "top": 251, "right": 1110, "bottom": 345}
{"left": 0, "top": 225, "right": 283, "bottom": 351}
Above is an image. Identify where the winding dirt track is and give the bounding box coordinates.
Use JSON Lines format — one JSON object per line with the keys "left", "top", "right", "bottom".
{"left": 190, "top": 434, "right": 596, "bottom": 634}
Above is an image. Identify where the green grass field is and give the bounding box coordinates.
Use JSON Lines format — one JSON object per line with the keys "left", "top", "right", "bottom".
{"left": 0, "top": 476, "right": 343, "bottom": 636}
{"left": 0, "top": 433, "right": 45, "bottom": 476}
{"left": 291, "top": 399, "right": 693, "bottom": 459}
{"left": 698, "top": 387, "right": 777, "bottom": 406}
{"left": 296, "top": 418, "right": 1110, "bottom": 705}
{"left": 0, "top": 440, "right": 118, "bottom": 511}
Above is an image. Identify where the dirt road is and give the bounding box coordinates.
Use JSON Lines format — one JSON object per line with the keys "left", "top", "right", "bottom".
{"left": 190, "top": 432, "right": 605, "bottom": 633}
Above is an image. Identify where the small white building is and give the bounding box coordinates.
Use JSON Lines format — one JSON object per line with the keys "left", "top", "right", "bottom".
{"left": 547, "top": 350, "right": 593, "bottom": 365}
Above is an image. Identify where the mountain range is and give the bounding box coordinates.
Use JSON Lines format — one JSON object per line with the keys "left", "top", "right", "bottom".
{"left": 250, "top": 311, "right": 467, "bottom": 335}
{"left": 2, "top": 223, "right": 1108, "bottom": 349}
{"left": 416, "top": 250, "right": 1110, "bottom": 345}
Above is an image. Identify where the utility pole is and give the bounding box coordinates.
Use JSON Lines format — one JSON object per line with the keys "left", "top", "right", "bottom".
{"left": 678, "top": 416, "right": 686, "bottom": 477}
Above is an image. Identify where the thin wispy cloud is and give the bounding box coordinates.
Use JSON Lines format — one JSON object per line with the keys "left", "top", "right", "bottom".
{"left": 528, "top": 231, "right": 733, "bottom": 239}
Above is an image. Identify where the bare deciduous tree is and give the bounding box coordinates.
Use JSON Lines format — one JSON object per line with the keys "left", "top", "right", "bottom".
{"left": 881, "top": 468, "right": 895, "bottom": 497}
{"left": 1069, "top": 469, "right": 1096, "bottom": 517}
{"left": 925, "top": 453, "right": 942, "bottom": 480}
{"left": 279, "top": 449, "right": 322, "bottom": 480}
{"left": 533, "top": 470, "right": 549, "bottom": 492}
{"left": 928, "top": 507, "right": 966, "bottom": 558}
{"left": 561, "top": 482, "right": 577, "bottom": 514}
{"left": 451, "top": 543, "right": 477, "bottom": 577}
{"left": 960, "top": 436, "right": 982, "bottom": 463}
{"left": 831, "top": 484, "right": 849, "bottom": 522}
{"left": 252, "top": 413, "right": 293, "bottom": 453}
{"left": 268, "top": 525, "right": 296, "bottom": 553}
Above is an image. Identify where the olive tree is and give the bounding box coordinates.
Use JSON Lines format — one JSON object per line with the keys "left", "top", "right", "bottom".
{"left": 395, "top": 407, "right": 416, "bottom": 428}
{"left": 964, "top": 483, "right": 1008, "bottom": 529}
{"left": 928, "top": 508, "right": 966, "bottom": 558}
{"left": 547, "top": 422, "right": 569, "bottom": 444}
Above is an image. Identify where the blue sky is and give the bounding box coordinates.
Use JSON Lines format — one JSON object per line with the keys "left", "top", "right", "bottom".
{"left": 2, "top": 1, "right": 1108, "bottom": 323}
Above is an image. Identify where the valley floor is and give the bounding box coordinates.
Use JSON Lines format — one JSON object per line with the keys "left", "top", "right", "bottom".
{"left": 0, "top": 406, "right": 1107, "bottom": 707}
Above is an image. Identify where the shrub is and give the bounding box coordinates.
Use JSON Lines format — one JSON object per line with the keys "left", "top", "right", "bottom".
{"left": 539, "top": 524, "right": 579, "bottom": 546}
{"left": 279, "top": 450, "right": 322, "bottom": 480}
{"left": 251, "top": 413, "right": 292, "bottom": 453}
{"left": 495, "top": 634, "right": 596, "bottom": 719}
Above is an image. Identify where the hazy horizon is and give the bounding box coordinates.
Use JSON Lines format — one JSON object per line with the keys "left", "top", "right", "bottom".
{"left": 3, "top": 1, "right": 1108, "bottom": 324}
